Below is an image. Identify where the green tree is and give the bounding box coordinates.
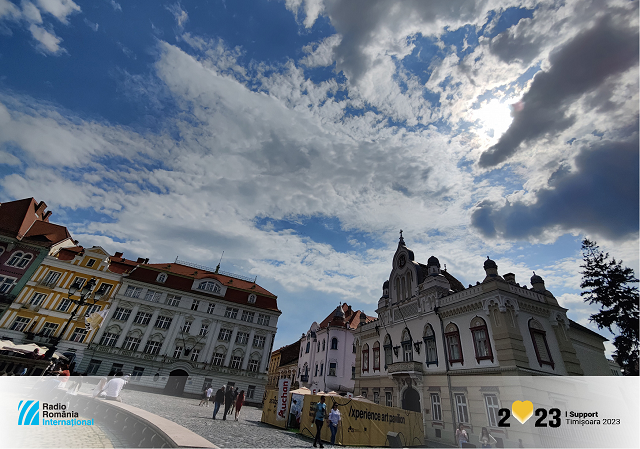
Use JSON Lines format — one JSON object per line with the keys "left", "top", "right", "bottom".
{"left": 581, "top": 238, "right": 639, "bottom": 375}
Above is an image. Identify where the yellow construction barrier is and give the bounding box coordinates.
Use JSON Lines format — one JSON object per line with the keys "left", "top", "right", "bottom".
{"left": 261, "top": 389, "right": 288, "bottom": 429}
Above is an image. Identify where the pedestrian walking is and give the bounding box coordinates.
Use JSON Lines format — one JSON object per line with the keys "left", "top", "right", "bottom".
{"left": 234, "top": 390, "right": 245, "bottom": 421}
{"left": 222, "top": 385, "right": 234, "bottom": 420}
{"left": 479, "top": 427, "right": 497, "bottom": 448}
{"left": 199, "top": 386, "right": 213, "bottom": 406}
{"left": 228, "top": 387, "right": 239, "bottom": 415}
{"left": 313, "top": 396, "right": 327, "bottom": 448}
{"left": 328, "top": 402, "right": 341, "bottom": 445}
{"left": 212, "top": 386, "right": 225, "bottom": 419}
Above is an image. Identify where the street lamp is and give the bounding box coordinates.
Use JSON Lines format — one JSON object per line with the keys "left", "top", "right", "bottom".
{"left": 44, "top": 278, "right": 109, "bottom": 360}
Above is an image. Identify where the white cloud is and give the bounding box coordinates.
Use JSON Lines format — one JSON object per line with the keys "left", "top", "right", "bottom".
{"left": 166, "top": 2, "right": 188, "bottom": 29}
{"left": 36, "top": 0, "right": 80, "bottom": 24}
{"left": 301, "top": 34, "right": 341, "bottom": 67}
{"left": 28, "top": 23, "right": 62, "bottom": 54}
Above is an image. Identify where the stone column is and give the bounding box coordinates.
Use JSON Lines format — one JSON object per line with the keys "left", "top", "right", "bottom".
{"left": 159, "top": 313, "right": 182, "bottom": 355}
{"left": 487, "top": 304, "right": 530, "bottom": 372}
{"left": 551, "top": 318, "right": 584, "bottom": 375}
{"left": 223, "top": 325, "right": 239, "bottom": 367}
{"left": 203, "top": 320, "right": 220, "bottom": 363}
{"left": 259, "top": 333, "right": 274, "bottom": 373}
{"left": 115, "top": 303, "right": 140, "bottom": 347}
{"left": 139, "top": 309, "right": 160, "bottom": 348}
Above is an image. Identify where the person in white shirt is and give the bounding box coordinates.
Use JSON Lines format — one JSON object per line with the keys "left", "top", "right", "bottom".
{"left": 101, "top": 372, "right": 126, "bottom": 402}
{"left": 328, "top": 402, "right": 341, "bottom": 445}
{"left": 199, "top": 386, "right": 214, "bottom": 406}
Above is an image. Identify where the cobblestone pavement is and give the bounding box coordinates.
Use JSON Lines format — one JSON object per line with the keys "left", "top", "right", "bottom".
{"left": 78, "top": 384, "right": 318, "bottom": 448}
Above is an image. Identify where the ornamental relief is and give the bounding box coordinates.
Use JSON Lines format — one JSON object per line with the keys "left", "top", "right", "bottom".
{"left": 517, "top": 300, "right": 550, "bottom": 317}
{"left": 439, "top": 301, "right": 483, "bottom": 318}
{"left": 118, "top": 301, "right": 134, "bottom": 308}
{"left": 255, "top": 329, "right": 267, "bottom": 336}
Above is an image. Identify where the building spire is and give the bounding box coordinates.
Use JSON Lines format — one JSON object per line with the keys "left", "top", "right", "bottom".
{"left": 399, "top": 229, "right": 405, "bottom": 246}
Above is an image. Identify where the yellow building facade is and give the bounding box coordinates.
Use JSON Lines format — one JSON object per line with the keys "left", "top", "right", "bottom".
{"left": 0, "top": 246, "right": 129, "bottom": 365}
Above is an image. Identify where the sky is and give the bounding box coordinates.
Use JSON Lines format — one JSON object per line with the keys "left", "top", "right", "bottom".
{"left": 0, "top": 0, "right": 638, "bottom": 355}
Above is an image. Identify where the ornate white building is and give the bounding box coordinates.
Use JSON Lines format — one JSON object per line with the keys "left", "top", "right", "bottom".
{"left": 354, "top": 235, "right": 612, "bottom": 446}
{"left": 298, "top": 303, "right": 373, "bottom": 395}
{"left": 80, "top": 261, "right": 280, "bottom": 403}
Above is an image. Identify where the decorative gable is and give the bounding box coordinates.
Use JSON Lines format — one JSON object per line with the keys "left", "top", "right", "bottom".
{"left": 191, "top": 278, "right": 227, "bottom": 296}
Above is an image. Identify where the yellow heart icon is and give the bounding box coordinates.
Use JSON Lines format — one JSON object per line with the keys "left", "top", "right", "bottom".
{"left": 511, "top": 400, "right": 534, "bottom": 424}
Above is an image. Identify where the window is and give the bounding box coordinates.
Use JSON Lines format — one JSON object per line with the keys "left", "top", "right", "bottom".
{"left": 174, "top": 346, "right": 184, "bottom": 358}
{"left": 29, "top": 293, "right": 47, "bottom": 306}
{"left": 386, "top": 392, "right": 393, "bottom": 407}
{"left": 248, "top": 294, "right": 256, "bottom": 304}
{"left": 241, "top": 310, "right": 255, "bottom": 323}
{"left": 122, "top": 337, "right": 141, "bottom": 351}
{"left": 529, "top": 319, "right": 555, "bottom": 369}
{"left": 253, "top": 335, "right": 266, "bottom": 348}
{"left": 182, "top": 321, "right": 192, "bottom": 333}
{"left": 156, "top": 273, "right": 167, "bottom": 283}
{"left": 423, "top": 324, "right": 438, "bottom": 366}
{"left": 218, "top": 329, "right": 232, "bottom": 341}
{"left": 41, "top": 271, "right": 61, "bottom": 287}
{"left": 113, "top": 307, "right": 132, "bottom": 321}
{"left": 6, "top": 251, "right": 22, "bottom": 266}
{"left": 144, "top": 340, "right": 162, "bottom": 355}
{"left": 70, "top": 327, "right": 88, "bottom": 343}
{"left": 431, "top": 393, "right": 442, "bottom": 421}
{"left": 97, "top": 283, "right": 113, "bottom": 298}
{"left": 124, "top": 286, "right": 142, "bottom": 298}
{"left": 236, "top": 332, "right": 249, "bottom": 344}
{"left": 329, "top": 362, "right": 337, "bottom": 376}
{"left": 305, "top": 342, "right": 310, "bottom": 353}
{"left": 212, "top": 352, "right": 225, "bottom": 366}
{"left": 248, "top": 359, "right": 260, "bottom": 372}
{"left": 384, "top": 334, "right": 393, "bottom": 368}
{"left": 100, "top": 332, "right": 119, "bottom": 347}
{"left": 320, "top": 363, "right": 323, "bottom": 376}
{"left": 133, "top": 311, "right": 152, "bottom": 325}
{"left": 454, "top": 393, "right": 469, "bottom": 423}
{"left": 0, "top": 275, "right": 16, "bottom": 293}
{"left": 10, "top": 316, "right": 30, "bottom": 331}
{"left": 351, "top": 366, "right": 355, "bottom": 379}
{"left": 86, "top": 259, "right": 96, "bottom": 267}
{"left": 154, "top": 316, "right": 172, "bottom": 329}
{"left": 230, "top": 355, "right": 243, "bottom": 369}
{"left": 191, "top": 300, "right": 200, "bottom": 311}
{"left": 199, "top": 324, "right": 209, "bottom": 336}
{"left": 7, "top": 252, "right": 33, "bottom": 268}
{"left": 373, "top": 341, "right": 380, "bottom": 371}
{"left": 331, "top": 337, "right": 338, "bottom": 350}
{"left": 85, "top": 304, "right": 101, "bottom": 317}
{"left": 16, "top": 253, "right": 33, "bottom": 268}
{"left": 190, "top": 349, "right": 200, "bottom": 362}
{"left": 72, "top": 277, "right": 87, "bottom": 290}
{"left": 41, "top": 322, "right": 58, "bottom": 337}
{"left": 315, "top": 364, "right": 318, "bottom": 376}
{"left": 485, "top": 394, "right": 500, "bottom": 427}
{"left": 317, "top": 342, "right": 320, "bottom": 352}
{"left": 167, "top": 295, "right": 181, "bottom": 307}
{"left": 362, "top": 344, "right": 369, "bottom": 372}
{"left": 207, "top": 303, "right": 215, "bottom": 314}
{"left": 57, "top": 299, "right": 72, "bottom": 312}
{"left": 470, "top": 317, "right": 493, "bottom": 362}
{"left": 257, "top": 313, "right": 270, "bottom": 326}
{"left": 373, "top": 391, "right": 380, "bottom": 404}
{"left": 225, "top": 307, "right": 238, "bottom": 319}
{"left": 401, "top": 328, "right": 413, "bottom": 362}
{"left": 247, "top": 385, "right": 256, "bottom": 399}
{"left": 198, "top": 281, "right": 221, "bottom": 293}
{"left": 322, "top": 340, "right": 325, "bottom": 351}
{"left": 132, "top": 366, "right": 144, "bottom": 381}
{"left": 144, "top": 289, "right": 161, "bottom": 303}
{"left": 110, "top": 363, "right": 123, "bottom": 373}
{"left": 87, "top": 359, "right": 101, "bottom": 375}
{"left": 445, "top": 323, "right": 463, "bottom": 364}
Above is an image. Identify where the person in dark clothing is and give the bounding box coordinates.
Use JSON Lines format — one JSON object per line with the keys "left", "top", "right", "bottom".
{"left": 228, "top": 387, "right": 239, "bottom": 415}
{"left": 212, "top": 386, "right": 225, "bottom": 419}
{"left": 222, "top": 385, "right": 234, "bottom": 420}
{"left": 313, "top": 396, "right": 326, "bottom": 448}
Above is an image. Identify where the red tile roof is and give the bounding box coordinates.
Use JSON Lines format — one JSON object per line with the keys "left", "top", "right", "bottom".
{"left": 0, "top": 198, "right": 72, "bottom": 248}
{"left": 317, "top": 303, "right": 375, "bottom": 330}
{"left": 128, "top": 263, "right": 279, "bottom": 312}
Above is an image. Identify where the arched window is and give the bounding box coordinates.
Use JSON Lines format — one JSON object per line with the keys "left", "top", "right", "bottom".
{"left": 470, "top": 316, "right": 493, "bottom": 362}
{"left": 362, "top": 343, "right": 369, "bottom": 372}
{"left": 331, "top": 337, "right": 338, "bottom": 350}
{"left": 401, "top": 328, "right": 413, "bottom": 362}
{"left": 383, "top": 334, "right": 393, "bottom": 368}
{"left": 305, "top": 342, "right": 310, "bottom": 353}
{"left": 16, "top": 253, "right": 33, "bottom": 268}
{"left": 529, "top": 319, "right": 554, "bottom": 369}
{"left": 423, "top": 324, "right": 438, "bottom": 366}
{"left": 156, "top": 273, "right": 168, "bottom": 283}
{"left": 6, "top": 252, "right": 24, "bottom": 267}
{"left": 198, "top": 281, "right": 221, "bottom": 294}
{"left": 373, "top": 341, "right": 380, "bottom": 371}
{"left": 317, "top": 341, "right": 320, "bottom": 352}
{"left": 445, "top": 323, "right": 463, "bottom": 364}
{"left": 322, "top": 340, "right": 325, "bottom": 351}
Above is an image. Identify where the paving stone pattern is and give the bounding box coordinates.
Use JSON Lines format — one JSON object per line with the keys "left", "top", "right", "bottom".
{"left": 79, "top": 384, "right": 318, "bottom": 448}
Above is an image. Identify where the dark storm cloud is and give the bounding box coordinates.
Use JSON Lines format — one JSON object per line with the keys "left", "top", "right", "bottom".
{"left": 472, "top": 138, "right": 639, "bottom": 241}
{"left": 479, "top": 16, "right": 639, "bottom": 168}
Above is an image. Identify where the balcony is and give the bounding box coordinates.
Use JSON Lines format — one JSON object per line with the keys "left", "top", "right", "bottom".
{"left": 387, "top": 361, "right": 424, "bottom": 375}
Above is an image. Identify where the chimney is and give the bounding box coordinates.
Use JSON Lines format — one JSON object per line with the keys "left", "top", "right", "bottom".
{"left": 42, "top": 211, "right": 52, "bottom": 222}
{"left": 504, "top": 273, "right": 516, "bottom": 284}
{"left": 136, "top": 257, "right": 145, "bottom": 263}
{"left": 35, "top": 201, "right": 47, "bottom": 217}
{"left": 114, "top": 252, "right": 123, "bottom": 258}
{"left": 359, "top": 312, "right": 367, "bottom": 326}
{"left": 144, "top": 258, "right": 149, "bottom": 264}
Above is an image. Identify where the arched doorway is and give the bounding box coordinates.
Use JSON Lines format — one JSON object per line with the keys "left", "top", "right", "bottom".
{"left": 164, "top": 369, "right": 189, "bottom": 396}
{"left": 402, "top": 387, "right": 421, "bottom": 413}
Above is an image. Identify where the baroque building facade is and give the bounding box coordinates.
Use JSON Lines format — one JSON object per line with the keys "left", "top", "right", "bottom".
{"left": 79, "top": 261, "right": 280, "bottom": 404}
{"left": 354, "top": 235, "right": 612, "bottom": 447}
